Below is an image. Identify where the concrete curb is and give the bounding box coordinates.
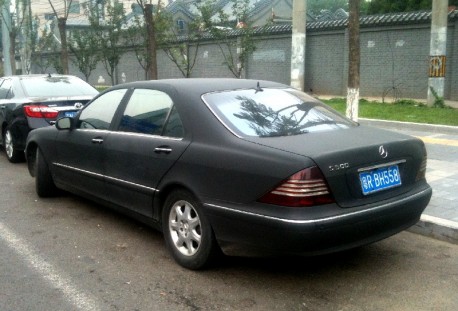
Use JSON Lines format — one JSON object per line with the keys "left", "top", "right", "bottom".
{"left": 408, "top": 215, "right": 458, "bottom": 245}
{"left": 359, "top": 118, "right": 458, "bottom": 135}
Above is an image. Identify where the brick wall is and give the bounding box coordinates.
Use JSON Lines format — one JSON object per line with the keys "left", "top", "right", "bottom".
{"left": 359, "top": 25, "right": 432, "bottom": 100}
{"left": 247, "top": 35, "right": 291, "bottom": 84}
{"left": 450, "top": 20, "right": 458, "bottom": 100}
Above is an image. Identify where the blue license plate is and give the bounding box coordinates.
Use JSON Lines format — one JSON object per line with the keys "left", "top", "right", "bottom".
{"left": 64, "top": 111, "right": 77, "bottom": 118}
{"left": 359, "top": 165, "right": 402, "bottom": 195}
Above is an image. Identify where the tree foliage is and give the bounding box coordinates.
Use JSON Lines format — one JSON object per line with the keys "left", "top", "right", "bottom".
{"left": 198, "top": 0, "right": 257, "bottom": 78}
{"left": 307, "top": 0, "right": 348, "bottom": 15}
{"left": 157, "top": 3, "right": 204, "bottom": 78}
{"left": 30, "top": 26, "right": 59, "bottom": 74}
{"left": 365, "top": 0, "right": 458, "bottom": 15}
{"left": 0, "top": 0, "right": 29, "bottom": 74}
{"left": 124, "top": 14, "right": 149, "bottom": 79}
{"left": 90, "top": 1, "right": 126, "bottom": 85}
{"left": 124, "top": 1, "right": 168, "bottom": 80}
{"left": 137, "top": 0, "right": 160, "bottom": 80}
{"left": 68, "top": 29, "right": 100, "bottom": 81}
{"left": 47, "top": 0, "right": 73, "bottom": 74}
{"left": 308, "top": 0, "right": 458, "bottom": 15}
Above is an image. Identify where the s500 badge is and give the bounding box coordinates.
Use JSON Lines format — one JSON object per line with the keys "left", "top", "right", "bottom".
{"left": 329, "top": 163, "right": 349, "bottom": 172}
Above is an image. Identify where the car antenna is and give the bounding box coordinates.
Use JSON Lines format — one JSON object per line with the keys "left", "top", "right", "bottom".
{"left": 255, "top": 81, "right": 264, "bottom": 93}
{"left": 48, "top": 73, "right": 52, "bottom": 78}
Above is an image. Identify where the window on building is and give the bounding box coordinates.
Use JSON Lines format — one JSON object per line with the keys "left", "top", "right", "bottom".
{"left": 177, "top": 20, "right": 185, "bottom": 32}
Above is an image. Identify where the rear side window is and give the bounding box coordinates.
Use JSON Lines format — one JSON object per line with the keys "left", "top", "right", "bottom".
{"left": 163, "top": 105, "right": 184, "bottom": 138}
{"left": 202, "top": 88, "right": 357, "bottom": 137}
{"left": 118, "top": 89, "right": 183, "bottom": 137}
{"left": 0, "top": 79, "right": 13, "bottom": 99}
{"left": 78, "top": 89, "right": 127, "bottom": 130}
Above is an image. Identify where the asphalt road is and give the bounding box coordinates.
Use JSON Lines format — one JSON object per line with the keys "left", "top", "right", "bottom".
{"left": 1, "top": 154, "right": 458, "bottom": 311}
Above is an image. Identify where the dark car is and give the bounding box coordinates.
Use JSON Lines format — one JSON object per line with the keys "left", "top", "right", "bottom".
{"left": 25, "top": 79, "right": 432, "bottom": 269}
{"left": 0, "top": 74, "right": 98, "bottom": 162}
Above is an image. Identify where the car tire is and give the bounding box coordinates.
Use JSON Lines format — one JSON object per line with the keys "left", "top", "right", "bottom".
{"left": 35, "top": 148, "right": 58, "bottom": 197}
{"left": 162, "top": 190, "right": 220, "bottom": 270}
{"left": 3, "top": 128, "right": 24, "bottom": 163}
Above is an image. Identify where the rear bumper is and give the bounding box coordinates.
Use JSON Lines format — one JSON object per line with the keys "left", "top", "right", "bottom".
{"left": 8, "top": 117, "right": 50, "bottom": 151}
{"left": 203, "top": 185, "right": 432, "bottom": 257}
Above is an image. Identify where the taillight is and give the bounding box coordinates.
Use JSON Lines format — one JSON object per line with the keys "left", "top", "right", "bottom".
{"left": 415, "top": 156, "right": 427, "bottom": 182}
{"left": 258, "top": 166, "right": 335, "bottom": 207}
{"left": 24, "top": 105, "right": 59, "bottom": 119}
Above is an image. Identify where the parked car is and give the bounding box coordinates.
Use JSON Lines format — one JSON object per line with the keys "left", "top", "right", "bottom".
{"left": 0, "top": 74, "right": 98, "bottom": 162}
{"left": 25, "top": 79, "right": 432, "bottom": 269}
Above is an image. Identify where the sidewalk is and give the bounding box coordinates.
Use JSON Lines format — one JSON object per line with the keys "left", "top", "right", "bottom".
{"left": 359, "top": 118, "right": 458, "bottom": 244}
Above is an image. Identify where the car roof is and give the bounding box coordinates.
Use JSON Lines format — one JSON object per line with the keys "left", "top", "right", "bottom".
{"left": 111, "top": 78, "right": 288, "bottom": 95}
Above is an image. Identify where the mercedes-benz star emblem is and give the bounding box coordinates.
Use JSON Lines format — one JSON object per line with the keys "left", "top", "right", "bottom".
{"left": 379, "top": 145, "right": 388, "bottom": 158}
{"left": 74, "top": 102, "right": 84, "bottom": 109}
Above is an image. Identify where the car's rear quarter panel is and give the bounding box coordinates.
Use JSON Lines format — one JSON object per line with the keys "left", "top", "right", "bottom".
{"left": 159, "top": 135, "right": 315, "bottom": 206}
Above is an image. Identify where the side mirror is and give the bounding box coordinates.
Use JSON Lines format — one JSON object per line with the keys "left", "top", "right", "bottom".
{"left": 56, "top": 117, "right": 75, "bottom": 130}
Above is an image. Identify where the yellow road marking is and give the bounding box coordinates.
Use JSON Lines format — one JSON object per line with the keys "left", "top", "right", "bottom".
{"left": 415, "top": 136, "right": 458, "bottom": 147}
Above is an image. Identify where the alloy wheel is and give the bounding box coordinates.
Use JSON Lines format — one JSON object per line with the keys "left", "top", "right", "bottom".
{"left": 168, "top": 200, "right": 202, "bottom": 256}
{"left": 4, "top": 130, "right": 14, "bottom": 159}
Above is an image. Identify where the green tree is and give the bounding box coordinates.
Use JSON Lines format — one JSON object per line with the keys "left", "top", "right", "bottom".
{"left": 21, "top": 2, "right": 36, "bottom": 74}
{"left": 199, "top": 0, "right": 257, "bottom": 78}
{"left": 0, "top": 0, "right": 29, "bottom": 74}
{"left": 157, "top": 3, "right": 203, "bottom": 78}
{"left": 366, "top": 0, "right": 458, "bottom": 14}
{"left": 124, "top": 14, "right": 149, "bottom": 79}
{"left": 90, "top": 1, "right": 126, "bottom": 85}
{"left": 308, "top": 0, "right": 348, "bottom": 15}
{"left": 47, "top": 0, "right": 74, "bottom": 74}
{"left": 68, "top": 29, "right": 100, "bottom": 82}
{"left": 124, "top": 1, "right": 168, "bottom": 80}
{"left": 133, "top": 0, "right": 164, "bottom": 80}
{"left": 30, "top": 26, "right": 58, "bottom": 74}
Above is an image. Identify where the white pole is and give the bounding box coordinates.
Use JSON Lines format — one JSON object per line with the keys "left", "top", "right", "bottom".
{"left": 290, "top": 0, "right": 306, "bottom": 91}
{"left": 427, "top": 0, "right": 449, "bottom": 105}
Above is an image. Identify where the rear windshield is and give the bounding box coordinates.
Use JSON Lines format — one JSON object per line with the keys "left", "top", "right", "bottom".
{"left": 20, "top": 76, "right": 98, "bottom": 97}
{"left": 202, "top": 88, "right": 357, "bottom": 137}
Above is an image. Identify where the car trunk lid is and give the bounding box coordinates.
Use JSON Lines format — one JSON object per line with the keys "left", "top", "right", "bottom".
{"left": 26, "top": 96, "right": 93, "bottom": 123}
{"left": 243, "top": 126, "right": 427, "bottom": 208}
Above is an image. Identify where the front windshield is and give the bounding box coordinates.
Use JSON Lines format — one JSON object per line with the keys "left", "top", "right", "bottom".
{"left": 202, "top": 88, "right": 357, "bottom": 137}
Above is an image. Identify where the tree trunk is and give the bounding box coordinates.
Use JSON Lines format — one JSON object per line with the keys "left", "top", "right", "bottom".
{"left": 9, "top": 31, "right": 16, "bottom": 74}
{"left": 144, "top": 4, "right": 158, "bottom": 80}
{"left": 346, "top": 0, "right": 360, "bottom": 122}
{"left": 58, "top": 17, "right": 69, "bottom": 74}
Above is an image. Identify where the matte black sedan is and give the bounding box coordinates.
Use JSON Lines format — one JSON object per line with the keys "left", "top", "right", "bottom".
{"left": 0, "top": 74, "right": 98, "bottom": 162}
{"left": 25, "top": 79, "right": 432, "bottom": 269}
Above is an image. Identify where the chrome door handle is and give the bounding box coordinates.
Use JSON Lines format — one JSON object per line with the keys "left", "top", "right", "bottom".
{"left": 154, "top": 147, "right": 172, "bottom": 154}
{"left": 91, "top": 138, "right": 104, "bottom": 144}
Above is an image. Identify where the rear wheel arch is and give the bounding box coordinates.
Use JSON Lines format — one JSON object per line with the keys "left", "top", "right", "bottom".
{"left": 161, "top": 188, "right": 221, "bottom": 269}
{"left": 155, "top": 183, "right": 198, "bottom": 223}
{"left": 35, "top": 147, "right": 58, "bottom": 197}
